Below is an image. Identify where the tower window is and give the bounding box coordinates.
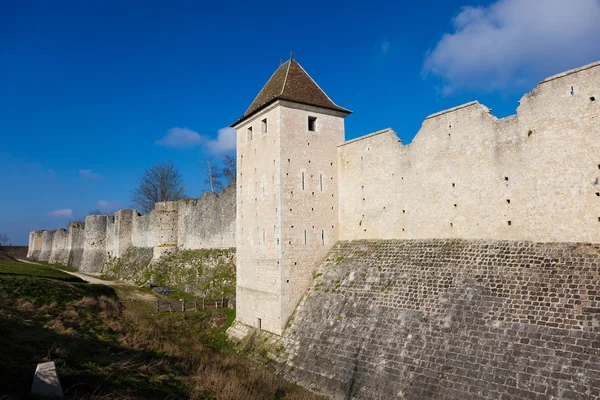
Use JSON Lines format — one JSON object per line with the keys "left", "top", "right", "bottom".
{"left": 261, "top": 118, "right": 267, "bottom": 134}
{"left": 247, "top": 126, "right": 253, "bottom": 142}
{"left": 320, "top": 174, "right": 323, "bottom": 191}
{"left": 301, "top": 172, "right": 305, "bottom": 190}
{"left": 308, "top": 116, "right": 317, "bottom": 131}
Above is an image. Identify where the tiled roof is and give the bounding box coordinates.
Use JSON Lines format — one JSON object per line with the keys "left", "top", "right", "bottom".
{"left": 232, "top": 58, "right": 351, "bottom": 126}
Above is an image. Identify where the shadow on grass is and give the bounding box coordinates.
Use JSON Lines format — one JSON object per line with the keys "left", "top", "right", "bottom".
{"left": 0, "top": 276, "right": 190, "bottom": 399}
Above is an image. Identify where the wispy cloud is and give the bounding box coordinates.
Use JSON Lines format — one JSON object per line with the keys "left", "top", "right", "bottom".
{"left": 80, "top": 169, "right": 102, "bottom": 180}
{"left": 381, "top": 39, "right": 390, "bottom": 55}
{"left": 423, "top": 0, "right": 600, "bottom": 94}
{"left": 47, "top": 209, "right": 74, "bottom": 218}
{"left": 155, "top": 127, "right": 203, "bottom": 148}
{"left": 156, "top": 126, "right": 236, "bottom": 153}
{"left": 97, "top": 200, "right": 120, "bottom": 213}
{"left": 206, "top": 127, "right": 236, "bottom": 153}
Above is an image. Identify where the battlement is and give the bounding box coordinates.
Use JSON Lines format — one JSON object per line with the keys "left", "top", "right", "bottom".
{"left": 338, "top": 60, "right": 600, "bottom": 244}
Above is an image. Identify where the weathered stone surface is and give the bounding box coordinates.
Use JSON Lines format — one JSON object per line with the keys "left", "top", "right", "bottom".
{"left": 66, "top": 222, "right": 85, "bottom": 268}
{"left": 31, "top": 361, "right": 63, "bottom": 397}
{"left": 38, "top": 230, "right": 55, "bottom": 262}
{"left": 48, "top": 228, "right": 69, "bottom": 265}
{"left": 280, "top": 239, "right": 600, "bottom": 399}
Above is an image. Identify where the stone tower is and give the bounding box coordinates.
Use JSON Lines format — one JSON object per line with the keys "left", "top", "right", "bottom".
{"left": 231, "top": 56, "right": 351, "bottom": 335}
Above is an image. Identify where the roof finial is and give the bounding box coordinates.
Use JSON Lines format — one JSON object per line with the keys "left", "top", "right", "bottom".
{"left": 290, "top": 52, "right": 294, "bottom": 61}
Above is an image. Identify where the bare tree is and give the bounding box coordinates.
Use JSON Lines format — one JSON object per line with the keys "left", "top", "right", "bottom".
{"left": 132, "top": 160, "right": 186, "bottom": 214}
{"left": 222, "top": 154, "right": 236, "bottom": 186}
{"left": 202, "top": 158, "right": 223, "bottom": 193}
{"left": 0, "top": 233, "right": 8, "bottom": 246}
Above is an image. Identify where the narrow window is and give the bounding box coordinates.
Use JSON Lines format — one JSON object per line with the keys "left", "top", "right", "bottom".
{"left": 308, "top": 116, "right": 317, "bottom": 131}
{"left": 263, "top": 229, "right": 265, "bottom": 244}
{"left": 304, "top": 230, "right": 307, "bottom": 245}
{"left": 508, "top": 221, "right": 512, "bottom": 226}
{"left": 261, "top": 118, "right": 268, "bottom": 134}
{"left": 247, "top": 126, "right": 253, "bottom": 142}
{"left": 321, "top": 230, "right": 325, "bottom": 245}
{"left": 301, "top": 172, "right": 305, "bottom": 190}
{"left": 257, "top": 318, "right": 261, "bottom": 331}
{"left": 320, "top": 174, "right": 323, "bottom": 191}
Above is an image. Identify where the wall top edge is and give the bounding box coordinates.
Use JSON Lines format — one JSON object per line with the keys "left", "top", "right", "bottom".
{"left": 540, "top": 60, "right": 600, "bottom": 84}
{"left": 338, "top": 128, "right": 397, "bottom": 148}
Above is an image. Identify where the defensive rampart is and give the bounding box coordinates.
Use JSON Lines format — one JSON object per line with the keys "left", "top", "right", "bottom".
{"left": 48, "top": 228, "right": 69, "bottom": 265}
{"left": 338, "top": 62, "right": 600, "bottom": 244}
{"left": 29, "top": 185, "right": 236, "bottom": 273}
{"left": 38, "top": 230, "right": 55, "bottom": 262}
{"left": 66, "top": 222, "right": 85, "bottom": 268}
{"left": 277, "top": 239, "right": 600, "bottom": 399}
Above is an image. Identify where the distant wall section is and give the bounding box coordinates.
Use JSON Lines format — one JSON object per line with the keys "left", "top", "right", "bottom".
{"left": 67, "top": 222, "right": 85, "bottom": 268}
{"left": 29, "top": 186, "right": 236, "bottom": 272}
{"left": 48, "top": 229, "right": 69, "bottom": 265}
{"left": 39, "top": 230, "right": 55, "bottom": 262}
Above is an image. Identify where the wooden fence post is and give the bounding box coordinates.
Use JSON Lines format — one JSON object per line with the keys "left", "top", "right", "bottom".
{"left": 168, "top": 303, "right": 172, "bottom": 313}
{"left": 156, "top": 300, "right": 159, "bottom": 313}
{"left": 194, "top": 301, "right": 197, "bottom": 312}
{"left": 182, "top": 300, "right": 185, "bottom": 312}
{"left": 202, "top": 298, "right": 205, "bottom": 311}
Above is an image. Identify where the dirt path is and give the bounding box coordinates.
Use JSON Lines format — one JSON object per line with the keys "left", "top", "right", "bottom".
{"left": 17, "top": 259, "right": 156, "bottom": 302}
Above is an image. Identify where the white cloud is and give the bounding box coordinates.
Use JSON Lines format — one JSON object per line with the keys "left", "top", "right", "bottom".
{"left": 381, "top": 39, "right": 390, "bottom": 54}
{"left": 47, "top": 209, "right": 74, "bottom": 218}
{"left": 155, "top": 127, "right": 203, "bottom": 148}
{"left": 206, "top": 127, "right": 236, "bottom": 153}
{"left": 156, "top": 126, "right": 236, "bottom": 153}
{"left": 97, "top": 200, "right": 120, "bottom": 213}
{"left": 80, "top": 169, "right": 102, "bottom": 180}
{"left": 423, "top": 0, "right": 600, "bottom": 93}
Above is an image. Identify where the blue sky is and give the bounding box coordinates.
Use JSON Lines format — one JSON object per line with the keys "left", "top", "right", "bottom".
{"left": 1, "top": 0, "right": 599, "bottom": 244}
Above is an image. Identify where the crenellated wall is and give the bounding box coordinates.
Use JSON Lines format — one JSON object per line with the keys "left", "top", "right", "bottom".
{"left": 28, "top": 185, "right": 236, "bottom": 273}
{"left": 338, "top": 61, "right": 600, "bottom": 244}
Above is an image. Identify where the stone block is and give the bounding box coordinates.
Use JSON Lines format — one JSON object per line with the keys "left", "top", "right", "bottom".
{"left": 31, "top": 361, "right": 63, "bottom": 397}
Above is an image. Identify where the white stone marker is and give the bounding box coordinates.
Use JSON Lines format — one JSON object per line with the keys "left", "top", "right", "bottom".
{"left": 31, "top": 361, "right": 63, "bottom": 397}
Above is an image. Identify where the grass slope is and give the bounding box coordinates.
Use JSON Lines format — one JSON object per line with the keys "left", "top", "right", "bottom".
{"left": 0, "top": 259, "right": 82, "bottom": 282}
{"left": 0, "top": 259, "right": 323, "bottom": 399}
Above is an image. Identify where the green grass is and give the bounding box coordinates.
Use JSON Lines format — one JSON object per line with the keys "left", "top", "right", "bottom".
{"left": 35, "top": 260, "right": 78, "bottom": 272}
{"left": 0, "top": 259, "right": 82, "bottom": 282}
{"left": 0, "top": 259, "right": 323, "bottom": 399}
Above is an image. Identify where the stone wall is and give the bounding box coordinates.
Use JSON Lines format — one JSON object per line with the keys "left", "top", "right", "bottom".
{"left": 27, "top": 230, "right": 43, "bottom": 260}
{"left": 278, "top": 239, "right": 600, "bottom": 399}
{"left": 80, "top": 215, "right": 108, "bottom": 273}
{"left": 178, "top": 184, "right": 236, "bottom": 251}
{"left": 132, "top": 211, "right": 154, "bottom": 248}
{"left": 48, "top": 228, "right": 68, "bottom": 265}
{"left": 38, "top": 230, "right": 55, "bottom": 262}
{"left": 66, "top": 222, "right": 85, "bottom": 268}
{"left": 29, "top": 189, "right": 236, "bottom": 273}
{"left": 338, "top": 62, "right": 600, "bottom": 244}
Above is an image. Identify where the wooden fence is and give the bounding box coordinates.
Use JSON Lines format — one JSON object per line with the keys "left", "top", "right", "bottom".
{"left": 156, "top": 298, "right": 234, "bottom": 313}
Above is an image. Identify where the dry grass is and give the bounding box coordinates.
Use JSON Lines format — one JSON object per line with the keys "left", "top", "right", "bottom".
{"left": 0, "top": 262, "right": 324, "bottom": 399}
